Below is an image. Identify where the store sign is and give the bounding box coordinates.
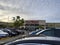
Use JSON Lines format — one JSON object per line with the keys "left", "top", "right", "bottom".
{"left": 25, "top": 20, "right": 39, "bottom": 24}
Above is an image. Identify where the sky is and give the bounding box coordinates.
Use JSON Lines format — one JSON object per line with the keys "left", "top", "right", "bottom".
{"left": 0, "top": 0, "right": 60, "bottom": 22}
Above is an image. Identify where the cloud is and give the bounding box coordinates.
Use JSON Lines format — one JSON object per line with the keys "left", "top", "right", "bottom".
{"left": 0, "top": 0, "right": 60, "bottom": 22}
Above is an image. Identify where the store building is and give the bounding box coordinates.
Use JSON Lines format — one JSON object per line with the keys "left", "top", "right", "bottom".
{"left": 0, "top": 20, "right": 60, "bottom": 30}
{"left": 24, "top": 20, "right": 46, "bottom": 30}
{"left": 46, "top": 23, "right": 60, "bottom": 29}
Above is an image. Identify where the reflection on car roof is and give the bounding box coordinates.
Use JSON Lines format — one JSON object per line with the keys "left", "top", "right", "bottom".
{"left": 14, "top": 36, "right": 60, "bottom": 42}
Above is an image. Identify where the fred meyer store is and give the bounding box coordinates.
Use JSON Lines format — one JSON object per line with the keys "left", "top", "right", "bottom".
{"left": 24, "top": 20, "right": 60, "bottom": 30}
{"left": 24, "top": 20, "right": 46, "bottom": 30}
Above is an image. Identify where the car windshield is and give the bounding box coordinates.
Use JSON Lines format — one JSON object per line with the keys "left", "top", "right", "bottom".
{"left": 0, "top": 0, "right": 60, "bottom": 45}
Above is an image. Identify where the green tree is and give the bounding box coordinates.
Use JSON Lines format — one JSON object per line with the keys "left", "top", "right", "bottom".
{"left": 37, "top": 25, "right": 44, "bottom": 29}
{"left": 20, "top": 18, "right": 24, "bottom": 26}
{"left": 13, "top": 16, "right": 24, "bottom": 28}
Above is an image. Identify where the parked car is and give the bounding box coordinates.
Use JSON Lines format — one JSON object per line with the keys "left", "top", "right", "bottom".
{"left": 0, "top": 30, "right": 8, "bottom": 38}
{"left": 2, "top": 29, "right": 18, "bottom": 36}
{"left": 15, "top": 30, "right": 27, "bottom": 35}
{"left": 36, "top": 28, "right": 60, "bottom": 37}
{"left": 29, "top": 30, "right": 41, "bottom": 35}
{"left": 3, "top": 36, "right": 60, "bottom": 45}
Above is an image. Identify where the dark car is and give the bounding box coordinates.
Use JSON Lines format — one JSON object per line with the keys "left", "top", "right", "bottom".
{"left": 36, "top": 28, "right": 60, "bottom": 37}
{"left": 15, "top": 30, "right": 27, "bottom": 35}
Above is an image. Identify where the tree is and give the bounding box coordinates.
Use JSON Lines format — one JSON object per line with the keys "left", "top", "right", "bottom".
{"left": 37, "top": 25, "right": 44, "bottom": 29}
{"left": 13, "top": 17, "right": 15, "bottom": 20}
{"left": 17, "top": 16, "right": 20, "bottom": 19}
{"left": 13, "top": 16, "right": 24, "bottom": 28}
{"left": 20, "top": 18, "right": 24, "bottom": 26}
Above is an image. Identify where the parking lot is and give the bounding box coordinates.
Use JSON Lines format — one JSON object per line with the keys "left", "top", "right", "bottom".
{"left": 0, "top": 34, "right": 26, "bottom": 44}
{"left": 0, "top": 28, "right": 60, "bottom": 44}
{"left": 0, "top": 28, "right": 28, "bottom": 44}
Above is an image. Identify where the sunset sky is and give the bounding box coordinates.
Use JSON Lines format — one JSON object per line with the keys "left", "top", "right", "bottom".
{"left": 0, "top": 0, "right": 60, "bottom": 22}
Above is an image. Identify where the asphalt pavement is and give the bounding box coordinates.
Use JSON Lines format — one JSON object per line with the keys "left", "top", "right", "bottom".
{"left": 0, "top": 35, "right": 26, "bottom": 44}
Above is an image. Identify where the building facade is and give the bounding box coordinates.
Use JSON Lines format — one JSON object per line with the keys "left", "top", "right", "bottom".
{"left": 0, "top": 20, "right": 60, "bottom": 29}
{"left": 46, "top": 23, "right": 60, "bottom": 28}
{"left": 24, "top": 20, "right": 60, "bottom": 29}
{"left": 24, "top": 20, "right": 46, "bottom": 30}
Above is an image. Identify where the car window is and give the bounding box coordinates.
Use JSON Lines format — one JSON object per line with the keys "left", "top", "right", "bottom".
{"left": 40, "top": 30, "right": 54, "bottom": 36}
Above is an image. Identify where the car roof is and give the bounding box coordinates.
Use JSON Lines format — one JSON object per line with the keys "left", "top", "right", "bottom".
{"left": 5, "top": 36, "right": 60, "bottom": 45}
{"left": 15, "top": 36, "right": 60, "bottom": 42}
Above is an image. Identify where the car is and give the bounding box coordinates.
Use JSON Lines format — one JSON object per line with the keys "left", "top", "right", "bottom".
{"left": 0, "top": 30, "right": 8, "bottom": 38}
{"left": 36, "top": 29, "right": 49, "bottom": 35}
{"left": 2, "top": 36, "right": 60, "bottom": 45}
{"left": 29, "top": 30, "right": 41, "bottom": 35}
{"left": 15, "top": 30, "right": 27, "bottom": 35}
{"left": 36, "top": 28, "right": 60, "bottom": 37}
{"left": 2, "top": 29, "right": 18, "bottom": 36}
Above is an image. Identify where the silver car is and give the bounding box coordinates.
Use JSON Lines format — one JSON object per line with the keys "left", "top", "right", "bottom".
{"left": 0, "top": 30, "right": 8, "bottom": 38}
{"left": 3, "top": 36, "right": 60, "bottom": 45}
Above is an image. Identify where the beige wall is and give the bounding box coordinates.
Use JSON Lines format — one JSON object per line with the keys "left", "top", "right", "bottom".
{"left": 46, "top": 23, "right": 60, "bottom": 28}
{"left": 25, "top": 20, "right": 46, "bottom": 25}
{"left": 24, "top": 20, "right": 46, "bottom": 29}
